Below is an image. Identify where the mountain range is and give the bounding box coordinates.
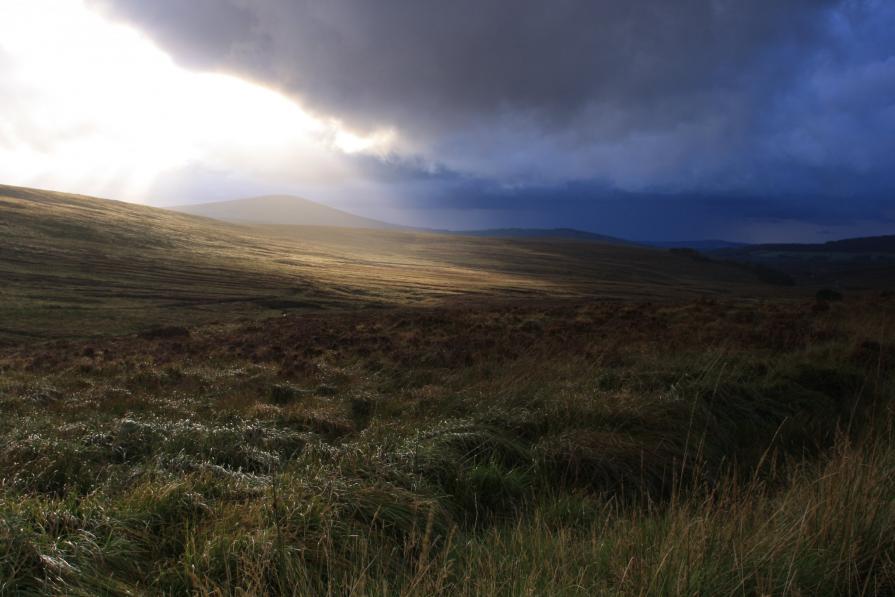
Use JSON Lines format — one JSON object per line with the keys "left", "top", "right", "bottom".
{"left": 173, "top": 195, "right": 893, "bottom": 256}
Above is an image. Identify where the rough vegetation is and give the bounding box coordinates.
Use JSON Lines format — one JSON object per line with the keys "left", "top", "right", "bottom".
{"left": 1, "top": 294, "right": 893, "bottom": 594}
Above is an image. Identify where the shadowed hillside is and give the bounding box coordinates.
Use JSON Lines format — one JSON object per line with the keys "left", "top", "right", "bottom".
{"left": 1, "top": 184, "right": 779, "bottom": 342}
{"left": 448, "top": 227, "right": 628, "bottom": 243}
{"left": 712, "top": 235, "right": 895, "bottom": 289}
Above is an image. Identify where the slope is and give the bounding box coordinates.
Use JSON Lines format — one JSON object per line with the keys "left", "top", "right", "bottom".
{"left": 171, "top": 195, "right": 393, "bottom": 229}
{"left": 449, "top": 228, "right": 628, "bottom": 243}
{"left": 1, "top": 184, "right": 777, "bottom": 342}
{"left": 712, "top": 235, "right": 895, "bottom": 289}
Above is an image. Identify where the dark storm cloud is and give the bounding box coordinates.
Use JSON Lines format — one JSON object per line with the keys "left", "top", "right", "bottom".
{"left": 91, "top": 0, "right": 895, "bottom": 238}
{"left": 94, "top": 0, "right": 261, "bottom": 69}
{"left": 91, "top": 1, "right": 833, "bottom": 145}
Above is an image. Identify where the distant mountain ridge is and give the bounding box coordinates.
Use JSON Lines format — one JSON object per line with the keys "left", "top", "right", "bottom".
{"left": 649, "top": 235, "right": 895, "bottom": 254}
{"left": 717, "top": 235, "right": 895, "bottom": 254}
{"left": 171, "top": 195, "right": 394, "bottom": 229}
{"left": 647, "top": 240, "right": 750, "bottom": 250}
{"left": 453, "top": 231, "right": 753, "bottom": 250}
{"left": 449, "top": 228, "right": 629, "bottom": 244}
{"left": 172, "top": 200, "right": 632, "bottom": 244}
{"left": 709, "top": 234, "right": 895, "bottom": 289}
{"left": 169, "top": 194, "right": 893, "bottom": 257}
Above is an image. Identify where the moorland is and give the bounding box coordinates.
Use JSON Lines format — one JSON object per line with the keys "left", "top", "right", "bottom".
{"left": 1, "top": 184, "right": 893, "bottom": 595}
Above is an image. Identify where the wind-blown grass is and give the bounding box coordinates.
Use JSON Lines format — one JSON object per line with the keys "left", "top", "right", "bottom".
{"left": 0, "top": 295, "right": 892, "bottom": 594}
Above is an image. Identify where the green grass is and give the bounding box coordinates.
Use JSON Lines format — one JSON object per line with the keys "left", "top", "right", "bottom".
{"left": 1, "top": 183, "right": 891, "bottom": 593}
{"left": 0, "top": 293, "right": 892, "bottom": 594}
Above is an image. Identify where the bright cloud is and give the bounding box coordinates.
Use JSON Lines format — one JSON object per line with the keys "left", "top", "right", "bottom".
{"left": 0, "top": 0, "right": 395, "bottom": 201}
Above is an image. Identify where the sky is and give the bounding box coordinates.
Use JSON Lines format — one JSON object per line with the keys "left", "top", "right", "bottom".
{"left": 1, "top": 0, "right": 894, "bottom": 242}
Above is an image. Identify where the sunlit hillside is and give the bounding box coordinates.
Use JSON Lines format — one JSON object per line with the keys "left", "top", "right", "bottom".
{"left": 0, "top": 185, "right": 777, "bottom": 342}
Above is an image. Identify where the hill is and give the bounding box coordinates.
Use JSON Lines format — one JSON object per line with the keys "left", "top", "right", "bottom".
{"left": 647, "top": 239, "right": 750, "bottom": 250}
{"left": 171, "top": 195, "right": 394, "bottom": 228}
{"left": 715, "top": 234, "right": 895, "bottom": 255}
{"left": 712, "top": 234, "right": 895, "bottom": 289}
{"left": 0, "top": 184, "right": 781, "bottom": 342}
{"left": 646, "top": 235, "right": 895, "bottom": 255}
{"left": 449, "top": 227, "right": 628, "bottom": 243}
{"left": 822, "top": 234, "right": 895, "bottom": 252}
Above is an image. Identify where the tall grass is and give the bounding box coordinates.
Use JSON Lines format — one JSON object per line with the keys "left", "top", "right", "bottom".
{"left": 0, "top": 297, "right": 892, "bottom": 594}
{"left": 6, "top": 431, "right": 890, "bottom": 595}
{"left": 420, "top": 432, "right": 895, "bottom": 596}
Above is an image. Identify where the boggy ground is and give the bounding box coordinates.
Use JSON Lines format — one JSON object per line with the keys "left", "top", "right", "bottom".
{"left": 0, "top": 294, "right": 894, "bottom": 595}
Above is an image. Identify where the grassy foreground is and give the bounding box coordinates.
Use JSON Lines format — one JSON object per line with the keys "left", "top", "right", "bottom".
{"left": 0, "top": 294, "right": 893, "bottom": 594}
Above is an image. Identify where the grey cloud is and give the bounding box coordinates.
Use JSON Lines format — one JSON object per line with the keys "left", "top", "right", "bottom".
{"left": 93, "top": 0, "right": 261, "bottom": 69}
{"left": 91, "top": 2, "right": 833, "bottom": 139}
{"left": 90, "top": 0, "right": 895, "bottom": 212}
